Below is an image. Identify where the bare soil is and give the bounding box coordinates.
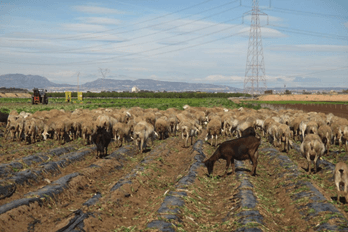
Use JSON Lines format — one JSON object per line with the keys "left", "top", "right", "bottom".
{"left": 1, "top": 124, "right": 348, "bottom": 231}
{"left": 261, "top": 103, "right": 348, "bottom": 119}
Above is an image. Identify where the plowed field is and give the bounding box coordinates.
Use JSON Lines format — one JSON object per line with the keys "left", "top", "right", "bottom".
{"left": 260, "top": 103, "right": 348, "bottom": 119}
{"left": 1, "top": 123, "right": 348, "bottom": 231}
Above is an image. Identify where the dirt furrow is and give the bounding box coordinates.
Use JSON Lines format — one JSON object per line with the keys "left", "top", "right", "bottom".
{"left": 0, "top": 135, "right": 201, "bottom": 231}
{"left": 146, "top": 140, "right": 206, "bottom": 231}
{"left": 0, "top": 146, "right": 77, "bottom": 178}
{"left": 260, "top": 145, "right": 348, "bottom": 231}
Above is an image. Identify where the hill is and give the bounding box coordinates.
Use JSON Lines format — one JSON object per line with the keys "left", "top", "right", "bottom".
{"left": 0, "top": 74, "right": 241, "bottom": 92}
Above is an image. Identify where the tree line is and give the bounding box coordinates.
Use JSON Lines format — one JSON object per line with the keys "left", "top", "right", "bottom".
{"left": 45, "top": 91, "right": 250, "bottom": 98}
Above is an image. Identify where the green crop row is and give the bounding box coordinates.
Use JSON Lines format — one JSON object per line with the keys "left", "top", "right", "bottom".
{"left": 0, "top": 98, "right": 261, "bottom": 114}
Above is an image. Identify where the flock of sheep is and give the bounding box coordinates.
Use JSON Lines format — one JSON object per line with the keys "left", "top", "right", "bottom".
{"left": 3, "top": 104, "right": 348, "bottom": 200}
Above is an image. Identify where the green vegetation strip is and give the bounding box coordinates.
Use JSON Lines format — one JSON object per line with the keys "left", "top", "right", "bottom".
{"left": 0, "top": 98, "right": 261, "bottom": 114}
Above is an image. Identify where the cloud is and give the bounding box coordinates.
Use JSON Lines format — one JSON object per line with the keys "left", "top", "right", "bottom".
{"left": 61, "top": 23, "right": 108, "bottom": 32}
{"left": 202, "top": 75, "right": 244, "bottom": 83}
{"left": 237, "top": 26, "right": 287, "bottom": 38}
{"left": 345, "top": 22, "right": 348, "bottom": 28}
{"left": 74, "top": 5, "right": 124, "bottom": 14}
{"left": 78, "top": 17, "right": 121, "bottom": 25}
{"left": 293, "top": 77, "right": 321, "bottom": 82}
{"left": 268, "top": 44, "right": 348, "bottom": 52}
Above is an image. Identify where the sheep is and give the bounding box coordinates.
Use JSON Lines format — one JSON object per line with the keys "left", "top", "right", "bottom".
{"left": 24, "top": 118, "right": 44, "bottom": 144}
{"left": 334, "top": 162, "right": 348, "bottom": 204}
{"left": 299, "top": 119, "right": 309, "bottom": 142}
{"left": 341, "top": 126, "right": 348, "bottom": 153}
{"left": 275, "top": 124, "right": 291, "bottom": 153}
{"left": 317, "top": 125, "right": 332, "bottom": 154}
{"left": 300, "top": 134, "right": 325, "bottom": 174}
{"left": 112, "top": 122, "right": 134, "bottom": 147}
{"left": 254, "top": 118, "right": 264, "bottom": 133}
{"left": 133, "top": 121, "right": 158, "bottom": 153}
{"left": 180, "top": 121, "right": 200, "bottom": 148}
{"left": 144, "top": 112, "right": 156, "bottom": 127}
{"left": 267, "top": 122, "right": 281, "bottom": 147}
{"left": 96, "top": 114, "right": 112, "bottom": 132}
{"left": 289, "top": 116, "right": 306, "bottom": 141}
{"left": 204, "top": 135, "right": 261, "bottom": 177}
{"left": 4, "top": 114, "right": 24, "bottom": 141}
{"left": 263, "top": 118, "right": 275, "bottom": 138}
{"left": 195, "top": 111, "right": 207, "bottom": 127}
{"left": 81, "top": 121, "right": 96, "bottom": 145}
{"left": 167, "top": 115, "right": 178, "bottom": 136}
{"left": 155, "top": 118, "right": 170, "bottom": 140}
{"left": 236, "top": 120, "right": 254, "bottom": 138}
{"left": 205, "top": 118, "right": 222, "bottom": 147}
{"left": 305, "top": 121, "right": 319, "bottom": 136}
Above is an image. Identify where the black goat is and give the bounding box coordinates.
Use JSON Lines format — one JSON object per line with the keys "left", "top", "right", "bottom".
{"left": 91, "top": 126, "right": 112, "bottom": 158}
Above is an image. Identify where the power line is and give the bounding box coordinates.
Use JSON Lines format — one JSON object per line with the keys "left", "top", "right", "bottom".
{"left": 267, "top": 24, "right": 348, "bottom": 41}
{"left": 241, "top": 2, "right": 348, "bottom": 20}
{"left": 5, "top": 4, "right": 242, "bottom": 54}
{"left": 0, "top": 23, "right": 245, "bottom": 66}
{"left": 267, "top": 65, "right": 348, "bottom": 78}
{"left": 17, "top": 0, "right": 213, "bottom": 42}
{"left": 264, "top": 5, "right": 348, "bottom": 20}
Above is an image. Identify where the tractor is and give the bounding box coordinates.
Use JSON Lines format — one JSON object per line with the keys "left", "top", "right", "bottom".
{"left": 32, "top": 88, "right": 48, "bottom": 105}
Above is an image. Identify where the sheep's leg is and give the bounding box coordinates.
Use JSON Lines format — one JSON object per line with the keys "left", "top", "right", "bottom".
{"left": 223, "top": 158, "right": 231, "bottom": 178}
{"left": 306, "top": 153, "right": 311, "bottom": 174}
{"left": 336, "top": 182, "right": 342, "bottom": 203}
{"left": 140, "top": 139, "right": 144, "bottom": 153}
{"left": 215, "top": 135, "right": 218, "bottom": 147}
{"left": 190, "top": 135, "right": 193, "bottom": 145}
{"left": 185, "top": 132, "right": 189, "bottom": 148}
{"left": 344, "top": 182, "right": 348, "bottom": 203}
{"left": 314, "top": 155, "right": 320, "bottom": 174}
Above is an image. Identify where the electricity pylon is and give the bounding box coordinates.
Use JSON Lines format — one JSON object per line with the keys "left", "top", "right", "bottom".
{"left": 244, "top": 0, "right": 268, "bottom": 95}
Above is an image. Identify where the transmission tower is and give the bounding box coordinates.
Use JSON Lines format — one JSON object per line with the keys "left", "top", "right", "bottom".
{"left": 244, "top": 0, "right": 268, "bottom": 95}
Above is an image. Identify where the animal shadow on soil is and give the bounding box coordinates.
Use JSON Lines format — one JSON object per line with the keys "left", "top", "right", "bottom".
{"left": 331, "top": 196, "right": 347, "bottom": 204}
{"left": 300, "top": 166, "right": 323, "bottom": 174}
{"left": 205, "top": 167, "right": 251, "bottom": 178}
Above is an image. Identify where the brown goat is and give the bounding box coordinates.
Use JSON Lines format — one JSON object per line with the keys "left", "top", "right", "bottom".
{"left": 335, "top": 162, "right": 348, "bottom": 204}
{"left": 204, "top": 135, "right": 261, "bottom": 178}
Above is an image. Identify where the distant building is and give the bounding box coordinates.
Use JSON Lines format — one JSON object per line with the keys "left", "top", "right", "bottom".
{"left": 131, "top": 86, "right": 140, "bottom": 93}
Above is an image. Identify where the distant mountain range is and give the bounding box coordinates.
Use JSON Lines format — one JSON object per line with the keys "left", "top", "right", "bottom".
{"left": 0, "top": 74, "right": 241, "bottom": 92}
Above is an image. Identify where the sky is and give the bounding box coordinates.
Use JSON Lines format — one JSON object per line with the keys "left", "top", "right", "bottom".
{"left": 0, "top": 0, "right": 347, "bottom": 90}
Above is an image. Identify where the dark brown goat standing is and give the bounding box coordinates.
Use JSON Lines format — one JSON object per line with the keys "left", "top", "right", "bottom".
{"left": 204, "top": 135, "right": 261, "bottom": 177}
{"left": 92, "top": 126, "right": 112, "bottom": 158}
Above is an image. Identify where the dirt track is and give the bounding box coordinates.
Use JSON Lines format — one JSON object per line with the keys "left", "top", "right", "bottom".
{"left": 1, "top": 125, "right": 348, "bottom": 231}
{"left": 258, "top": 94, "right": 348, "bottom": 102}
{"left": 260, "top": 103, "right": 348, "bottom": 119}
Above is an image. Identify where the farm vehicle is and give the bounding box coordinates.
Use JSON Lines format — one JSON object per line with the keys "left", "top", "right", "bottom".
{"left": 32, "top": 88, "right": 48, "bottom": 105}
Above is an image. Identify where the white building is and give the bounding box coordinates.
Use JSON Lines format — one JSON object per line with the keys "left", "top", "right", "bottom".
{"left": 131, "top": 86, "right": 140, "bottom": 93}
